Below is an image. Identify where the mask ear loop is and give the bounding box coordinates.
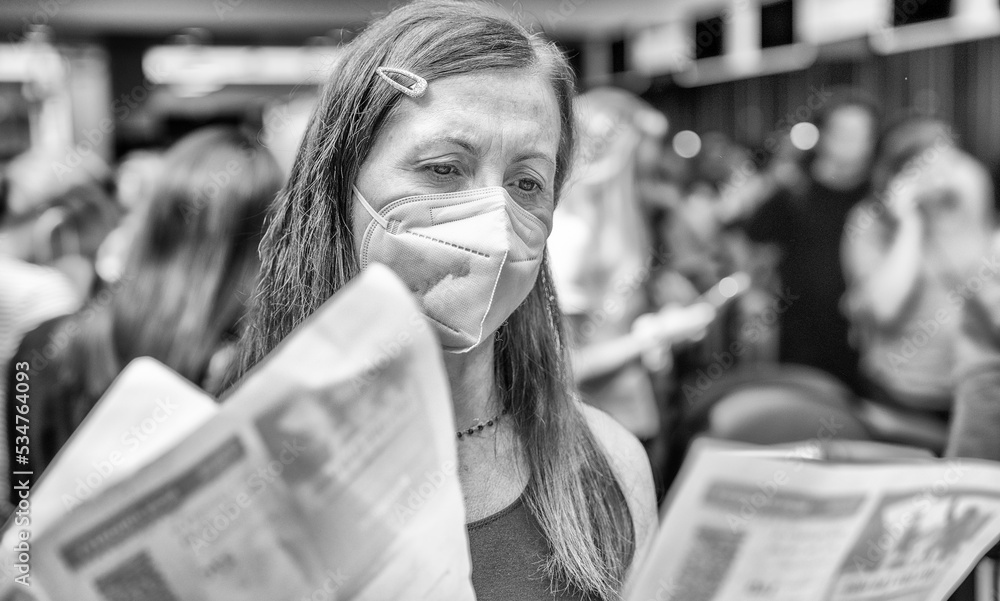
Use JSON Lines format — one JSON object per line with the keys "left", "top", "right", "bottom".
{"left": 353, "top": 185, "right": 390, "bottom": 230}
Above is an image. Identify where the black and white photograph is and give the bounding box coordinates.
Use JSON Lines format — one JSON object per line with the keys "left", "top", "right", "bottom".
{"left": 1, "top": 0, "right": 1000, "bottom": 599}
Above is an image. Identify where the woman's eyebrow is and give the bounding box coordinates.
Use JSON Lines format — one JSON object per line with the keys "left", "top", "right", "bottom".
{"left": 411, "top": 134, "right": 555, "bottom": 168}
{"left": 412, "top": 134, "right": 480, "bottom": 156}
{"left": 513, "top": 150, "right": 556, "bottom": 167}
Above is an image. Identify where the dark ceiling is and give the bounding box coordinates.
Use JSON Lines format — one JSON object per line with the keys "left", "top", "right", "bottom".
{"left": 0, "top": 0, "right": 703, "bottom": 41}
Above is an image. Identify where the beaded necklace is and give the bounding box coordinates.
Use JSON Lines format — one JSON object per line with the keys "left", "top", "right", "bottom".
{"left": 456, "top": 408, "right": 508, "bottom": 440}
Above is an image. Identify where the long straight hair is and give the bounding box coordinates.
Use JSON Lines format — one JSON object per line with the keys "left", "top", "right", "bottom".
{"left": 230, "top": 1, "right": 634, "bottom": 598}
{"left": 60, "top": 127, "right": 279, "bottom": 401}
{"left": 33, "top": 126, "right": 280, "bottom": 469}
{"left": 109, "top": 126, "right": 280, "bottom": 387}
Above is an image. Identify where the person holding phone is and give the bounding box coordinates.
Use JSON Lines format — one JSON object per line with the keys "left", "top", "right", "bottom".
{"left": 842, "top": 118, "right": 995, "bottom": 450}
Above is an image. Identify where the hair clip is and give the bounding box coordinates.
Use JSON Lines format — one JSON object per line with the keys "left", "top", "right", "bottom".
{"left": 375, "top": 66, "right": 428, "bottom": 98}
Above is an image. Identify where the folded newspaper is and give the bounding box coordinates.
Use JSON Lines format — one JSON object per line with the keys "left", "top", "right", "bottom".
{"left": 624, "top": 439, "right": 1000, "bottom": 601}
{"left": 6, "top": 263, "right": 1000, "bottom": 601}
{"left": 1, "top": 264, "right": 475, "bottom": 601}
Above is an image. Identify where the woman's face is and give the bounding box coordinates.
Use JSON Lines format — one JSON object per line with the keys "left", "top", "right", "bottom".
{"left": 352, "top": 68, "right": 562, "bottom": 254}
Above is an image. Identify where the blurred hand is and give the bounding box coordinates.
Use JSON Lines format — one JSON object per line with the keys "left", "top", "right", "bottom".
{"left": 632, "top": 302, "right": 716, "bottom": 348}
{"left": 884, "top": 163, "right": 924, "bottom": 224}
{"left": 885, "top": 146, "right": 974, "bottom": 224}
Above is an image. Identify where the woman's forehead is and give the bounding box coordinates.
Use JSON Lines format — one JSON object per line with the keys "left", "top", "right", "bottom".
{"left": 382, "top": 69, "right": 561, "bottom": 157}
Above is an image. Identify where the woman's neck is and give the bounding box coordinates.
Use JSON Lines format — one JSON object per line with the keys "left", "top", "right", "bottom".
{"left": 443, "top": 339, "right": 500, "bottom": 431}
{"left": 445, "top": 337, "right": 527, "bottom": 521}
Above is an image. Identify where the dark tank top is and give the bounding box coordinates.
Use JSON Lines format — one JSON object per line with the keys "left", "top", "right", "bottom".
{"left": 467, "top": 493, "right": 587, "bottom": 601}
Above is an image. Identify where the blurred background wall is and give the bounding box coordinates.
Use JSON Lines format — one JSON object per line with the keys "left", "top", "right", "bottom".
{"left": 648, "top": 38, "right": 1000, "bottom": 182}
{"left": 0, "top": 0, "right": 997, "bottom": 179}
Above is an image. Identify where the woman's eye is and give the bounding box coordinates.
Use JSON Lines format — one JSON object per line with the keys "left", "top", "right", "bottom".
{"left": 515, "top": 178, "right": 541, "bottom": 192}
{"left": 428, "top": 164, "right": 458, "bottom": 178}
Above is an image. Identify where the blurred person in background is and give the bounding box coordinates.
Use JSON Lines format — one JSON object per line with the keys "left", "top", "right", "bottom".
{"left": 6, "top": 126, "right": 281, "bottom": 499}
{"left": 644, "top": 145, "right": 701, "bottom": 309}
{"left": 740, "top": 91, "right": 879, "bottom": 393}
{"left": 0, "top": 147, "right": 117, "bottom": 302}
{"left": 1, "top": 148, "right": 111, "bottom": 220}
{"left": 946, "top": 227, "right": 1000, "bottom": 462}
{"left": 656, "top": 135, "right": 767, "bottom": 368}
{"left": 548, "top": 88, "right": 720, "bottom": 496}
{"left": 94, "top": 149, "right": 165, "bottom": 284}
{"left": 0, "top": 165, "right": 119, "bottom": 518}
{"left": 942, "top": 152, "right": 1000, "bottom": 572}
{"left": 720, "top": 132, "right": 811, "bottom": 230}
{"left": 547, "top": 87, "right": 670, "bottom": 446}
{"left": 843, "top": 117, "right": 995, "bottom": 451}
{"left": 720, "top": 132, "right": 809, "bottom": 363}
{"left": 663, "top": 179, "right": 724, "bottom": 293}
{"left": 665, "top": 133, "right": 758, "bottom": 293}
{"left": 0, "top": 182, "right": 121, "bottom": 298}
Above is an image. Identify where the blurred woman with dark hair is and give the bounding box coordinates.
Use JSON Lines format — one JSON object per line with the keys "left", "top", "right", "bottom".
{"left": 107, "top": 127, "right": 278, "bottom": 389}
{"left": 227, "top": 1, "right": 655, "bottom": 599}
{"left": 7, "top": 125, "right": 281, "bottom": 485}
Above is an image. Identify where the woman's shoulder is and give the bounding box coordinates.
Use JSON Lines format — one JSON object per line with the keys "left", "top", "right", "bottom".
{"left": 579, "top": 403, "right": 658, "bottom": 553}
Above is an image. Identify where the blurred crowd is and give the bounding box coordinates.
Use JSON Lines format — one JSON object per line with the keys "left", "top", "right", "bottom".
{"left": 0, "top": 125, "right": 281, "bottom": 516}
{"left": 2, "top": 80, "right": 1000, "bottom": 517}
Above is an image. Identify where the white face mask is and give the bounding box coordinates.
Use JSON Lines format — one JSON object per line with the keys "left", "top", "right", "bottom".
{"left": 354, "top": 185, "right": 549, "bottom": 353}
